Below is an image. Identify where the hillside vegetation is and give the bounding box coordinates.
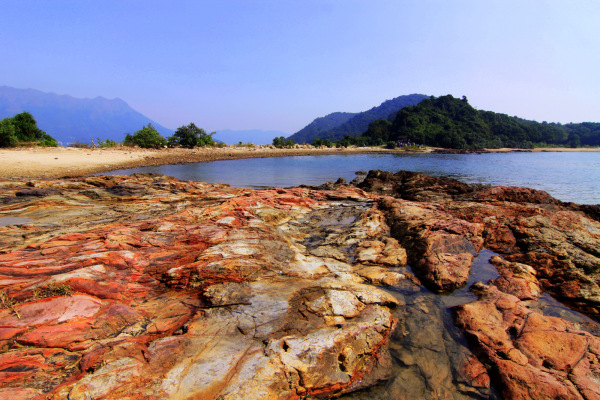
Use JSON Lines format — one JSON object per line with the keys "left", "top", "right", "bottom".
{"left": 287, "top": 112, "right": 357, "bottom": 144}
{"left": 288, "top": 94, "right": 428, "bottom": 143}
{"left": 360, "top": 95, "right": 600, "bottom": 149}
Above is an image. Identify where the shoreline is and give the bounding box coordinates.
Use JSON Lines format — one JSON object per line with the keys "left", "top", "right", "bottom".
{"left": 1, "top": 145, "right": 598, "bottom": 179}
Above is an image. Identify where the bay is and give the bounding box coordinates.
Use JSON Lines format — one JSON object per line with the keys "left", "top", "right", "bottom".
{"left": 101, "top": 151, "right": 600, "bottom": 204}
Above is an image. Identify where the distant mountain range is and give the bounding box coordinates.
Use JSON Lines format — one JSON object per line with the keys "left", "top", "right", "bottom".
{"left": 288, "top": 93, "right": 429, "bottom": 143}
{"left": 0, "top": 86, "right": 173, "bottom": 145}
{"left": 213, "top": 129, "right": 288, "bottom": 145}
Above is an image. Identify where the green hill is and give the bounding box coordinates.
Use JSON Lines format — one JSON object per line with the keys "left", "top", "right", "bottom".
{"left": 361, "top": 95, "right": 600, "bottom": 149}
{"left": 288, "top": 94, "right": 428, "bottom": 143}
{"left": 287, "top": 112, "right": 356, "bottom": 144}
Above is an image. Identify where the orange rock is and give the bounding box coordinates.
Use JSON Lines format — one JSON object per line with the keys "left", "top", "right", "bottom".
{"left": 453, "top": 284, "right": 600, "bottom": 399}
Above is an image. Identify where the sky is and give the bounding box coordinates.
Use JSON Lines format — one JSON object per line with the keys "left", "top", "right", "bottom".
{"left": 2, "top": 0, "right": 599, "bottom": 133}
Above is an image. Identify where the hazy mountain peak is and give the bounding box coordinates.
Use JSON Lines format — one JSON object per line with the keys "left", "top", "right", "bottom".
{"left": 0, "top": 86, "right": 173, "bottom": 145}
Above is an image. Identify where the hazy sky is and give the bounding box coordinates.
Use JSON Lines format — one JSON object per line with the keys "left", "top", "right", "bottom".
{"left": 2, "top": 1, "right": 599, "bottom": 133}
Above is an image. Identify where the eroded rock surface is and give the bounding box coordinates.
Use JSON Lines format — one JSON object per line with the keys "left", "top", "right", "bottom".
{"left": 1, "top": 170, "right": 599, "bottom": 399}
{"left": 453, "top": 284, "right": 600, "bottom": 400}
{"left": 357, "top": 170, "right": 600, "bottom": 317}
{"left": 0, "top": 174, "right": 404, "bottom": 399}
{"left": 352, "top": 169, "right": 600, "bottom": 399}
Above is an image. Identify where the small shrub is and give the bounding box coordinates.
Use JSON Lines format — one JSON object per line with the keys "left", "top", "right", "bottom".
{"left": 40, "top": 134, "right": 58, "bottom": 147}
{"left": 235, "top": 142, "right": 255, "bottom": 148}
{"left": 97, "top": 138, "right": 118, "bottom": 148}
{"left": 0, "top": 290, "right": 20, "bottom": 318}
{"left": 124, "top": 124, "right": 167, "bottom": 149}
{"left": 272, "top": 136, "right": 294, "bottom": 148}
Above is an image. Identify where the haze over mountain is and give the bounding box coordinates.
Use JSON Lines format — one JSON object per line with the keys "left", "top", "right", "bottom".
{"left": 0, "top": 86, "right": 173, "bottom": 145}
{"left": 288, "top": 94, "right": 428, "bottom": 144}
{"left": 213, "top": 129, "right": 288, "bottom": 145}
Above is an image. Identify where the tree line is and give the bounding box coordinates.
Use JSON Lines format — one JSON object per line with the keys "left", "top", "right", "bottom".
{"left": 0, "top": 112, "right": 218, "bottom": 149}
{"left": 0, "top": 112, "right": 288, "bottom": 149}
{"left": 4, "top": 101, "right": 599, "bottom": 150}
{"left": 123, "top": 123, "right": 217, "bottom": 149}
{"left": 360, "top": 95, "right": 600, "bottom": 149}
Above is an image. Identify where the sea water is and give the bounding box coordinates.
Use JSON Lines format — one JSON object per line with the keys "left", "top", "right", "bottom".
{"left": 101, "top": 152, "right": 600, "bottom": 204}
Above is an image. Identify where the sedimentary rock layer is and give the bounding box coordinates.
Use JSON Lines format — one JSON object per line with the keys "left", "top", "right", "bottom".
{"left": 1, "top": 170, "right": 599, "bottom": 399}
{"left": 0, "top": 174, "right": 407, "bottom": 399}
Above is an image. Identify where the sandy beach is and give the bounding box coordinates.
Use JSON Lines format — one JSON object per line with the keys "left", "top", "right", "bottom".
{"left": 1, "top": 145, "right": 598, "bottom": 179}
{"left": 0, "top": 146, "right": 392, "bottom": 179}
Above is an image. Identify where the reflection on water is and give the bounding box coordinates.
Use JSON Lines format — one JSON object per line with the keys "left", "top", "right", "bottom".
{"left": 99, "top": 152, "right": 600, "bottom": 204}
{"left": 340, "top": 250, "right": 502, "bottom": 400}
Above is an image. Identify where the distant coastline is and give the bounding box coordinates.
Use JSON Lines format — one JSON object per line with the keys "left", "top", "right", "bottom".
{"left": 1, "top": 145, "right": 599, "bottom": 179}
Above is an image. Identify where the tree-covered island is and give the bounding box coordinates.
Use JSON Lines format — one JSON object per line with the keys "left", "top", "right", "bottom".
{"left": 341, "top": 95, "right": 600, "bottom": 149}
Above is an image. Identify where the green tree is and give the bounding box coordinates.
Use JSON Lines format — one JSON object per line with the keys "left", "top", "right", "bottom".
{"left": 97, "top": 137, "right": 118, "bottom": 148}
{"left": 0, "top": 118, "right": 17, "bottom": 147}
{"left": 363, "top": 119, "right": 392, "bottom": 145}
{"left": 124, "top": 124, "right": 167, "bottom": 148}
{"left": 312, "top": 138, "right": 334, "bottom": 147}
{"left": 169, "top": 123, "right": 214, "bottom": 148}
{"left": 39, "top": 133, "right": 58, "bottom": 147}
{"left": 272, "top": 136, "right": 294, "bottom": 148}
{"left": 12, "top": 111, "right": 46, "bottom": 142}
{"left": 0, "top": 112, "right": 57, "bottom": 147}
{"left": 568, "top": 133, "right": 581, "bottom": 148}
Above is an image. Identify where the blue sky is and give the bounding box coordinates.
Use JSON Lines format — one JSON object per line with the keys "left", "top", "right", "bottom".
{"left": 2, "top": 1, "right": 599, "bottom": 133}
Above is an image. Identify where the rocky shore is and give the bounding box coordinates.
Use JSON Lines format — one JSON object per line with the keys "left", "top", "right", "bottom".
{"left": 0, "top": 170, "right": 599, "bottom": 399}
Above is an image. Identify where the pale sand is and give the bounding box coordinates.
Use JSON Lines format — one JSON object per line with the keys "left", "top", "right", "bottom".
{"left": 0, "top": 146, "right": 391, "bottom": 179}
{"left": 1, "top": 146, "right": 598, "bottom": 179}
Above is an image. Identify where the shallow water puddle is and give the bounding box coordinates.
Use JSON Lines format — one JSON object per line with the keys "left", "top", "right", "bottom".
{"left": 341, "top": 249, "right": 599, "bottom": 399}
{"left": 340, "top": 250, "right": 502, "bottom": 400}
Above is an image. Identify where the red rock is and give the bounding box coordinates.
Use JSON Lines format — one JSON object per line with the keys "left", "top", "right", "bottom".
{"left": 0, "top": 175, "right": 402, "bottom": 399}
{"left": 0, "top": 348, "right": 80, "bottom": 389}
{"left": 2, "top": 171, "right": 599, "bottom": 399}
{"left": 453, "top": 284, "right": 600, "bottom": 399}
{"left": 0, "top": 387, "right": 42, "bottom": 400}
{"left": 461, "top": 354, "right": 491, "bottom": 388}
{"left": 490, "top": 256, "right": 541, "bottom": 300}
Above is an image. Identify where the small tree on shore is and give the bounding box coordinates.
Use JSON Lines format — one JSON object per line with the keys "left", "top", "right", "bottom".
{"left": 0, "top": 112, "right": 57, "bottom": 147}
{"left": 124, "top": 124, "right": 167, "bottom": 149}
{"left": 168, "top": 123, "right": 215, "bottom": 148}
{"left": 272, "top": 136, "right": 294, "bottom": 148}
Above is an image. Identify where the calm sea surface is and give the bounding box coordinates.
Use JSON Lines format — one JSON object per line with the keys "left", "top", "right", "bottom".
{"left": 101, "top": 152, "right": 600, "bottom": 204}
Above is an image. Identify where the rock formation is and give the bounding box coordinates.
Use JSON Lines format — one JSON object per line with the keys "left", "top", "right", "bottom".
{"left": 0, "top": 174, "right": 405, "bottom": 399}
{"left": 0, "top": 170, "right": 599, "bottom": 399}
